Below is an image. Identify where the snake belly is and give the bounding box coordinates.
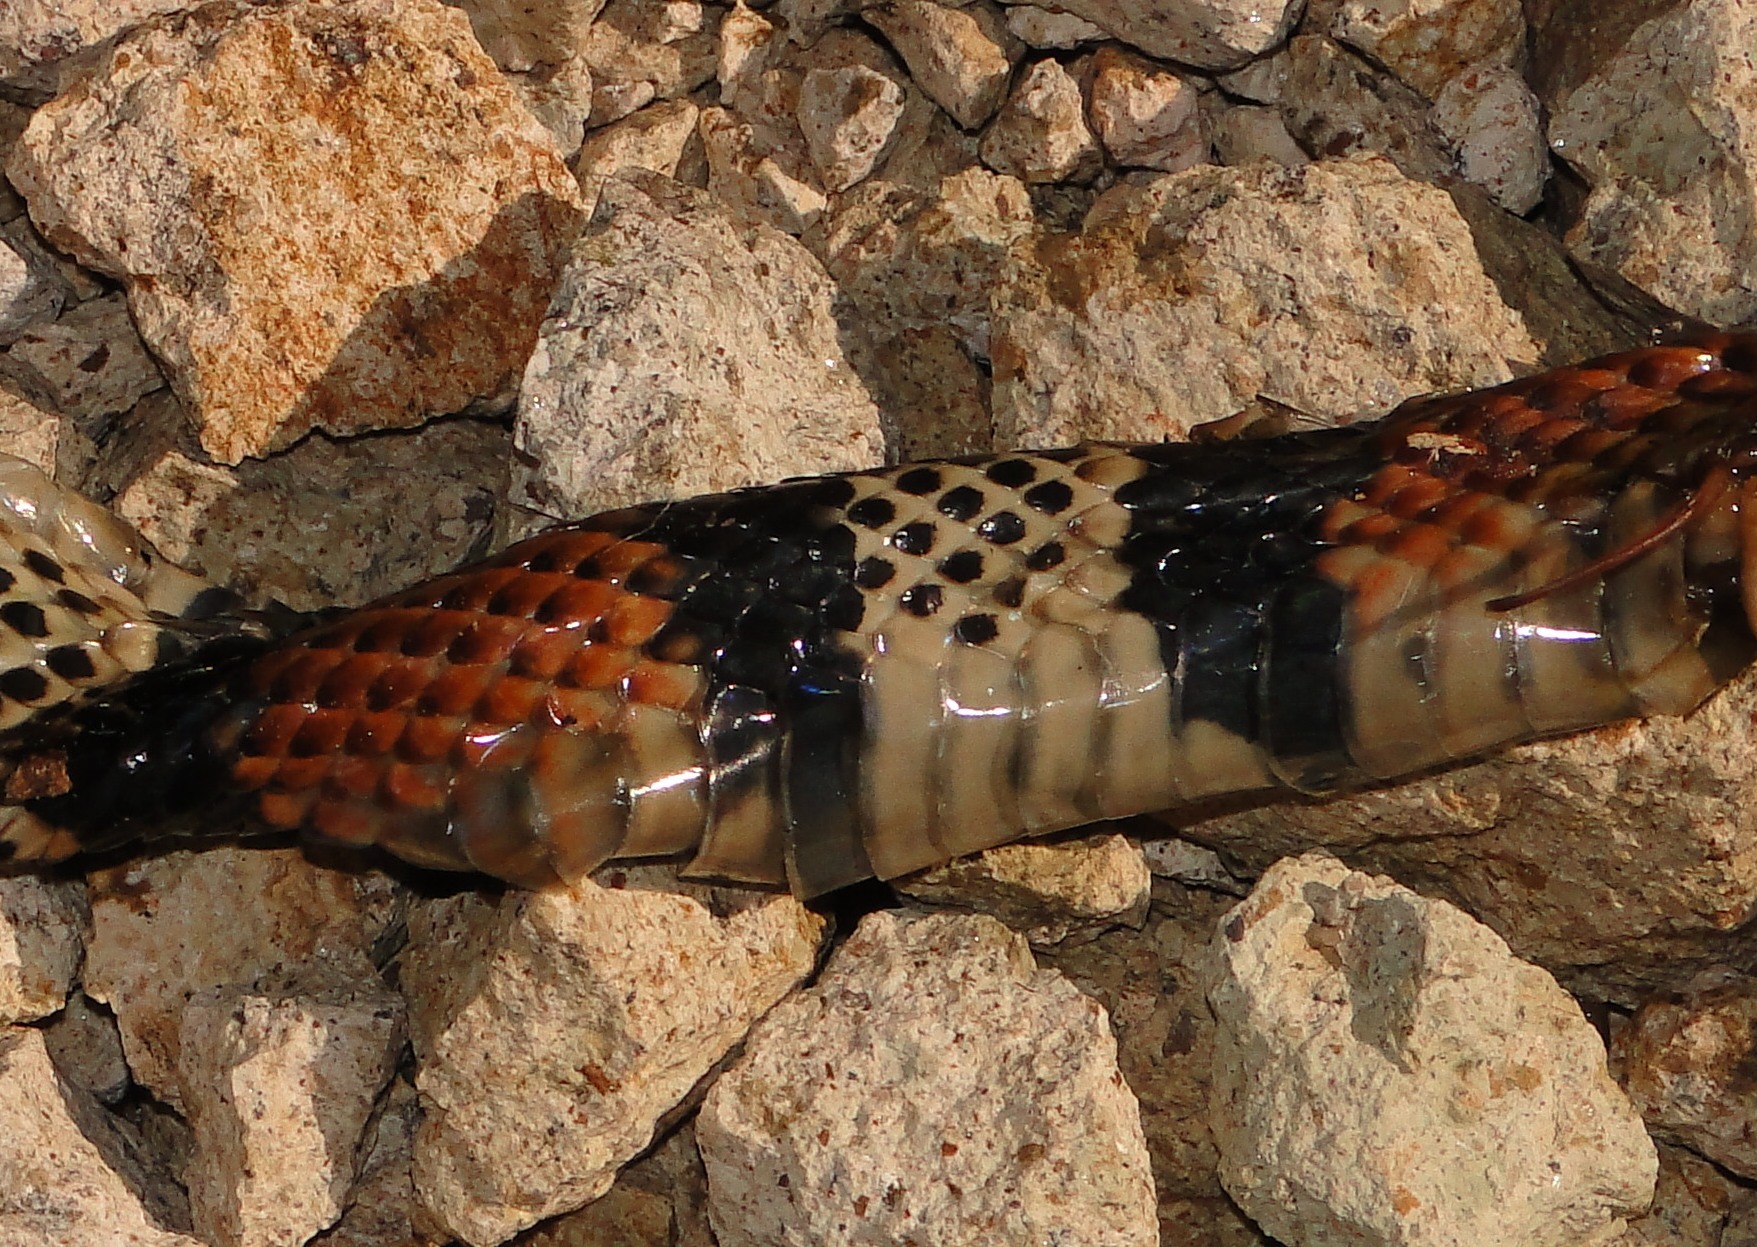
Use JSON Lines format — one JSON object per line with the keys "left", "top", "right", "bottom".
{"left": 5, "top": 333, "right": 1757, "bottom": 897}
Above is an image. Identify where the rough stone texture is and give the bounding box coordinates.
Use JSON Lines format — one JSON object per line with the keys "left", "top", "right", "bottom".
{"left": 1182, "top": 666, "right": 1757, "bottom": 1002}
{"left": 1429, "top": 61, "right": 1547, "bottom": 214}
{"left": 1279, "top": 35, "right": 1454, "bottom": 188}
{"left": 1005, "top": 4, "right": 1107, "bottom": 49}
{"left": 1612, "top": 973, "right": 1757, "bottom": 1180}
{"left": 1548, "top": 0, "right": 1757, "bottom": 326}
{"left": 798, "top": 65, "right": 907, "bottom": 192}
{"left": 1319, "top": 0, "right": 1526, "bottom": 100}
{"left": 1205, "top": 101, "right": 1309, "bottom": 169}
{"left": 896, "top": 833, "right": 1151, "bottom": 945}
{"left": 990, "top": 156, "right": 1536, "bottom": 447}
{"left": 402, "top": 864, "right": 824, "bottom": 1246}
{"left": 612, "top": 1123, "right": 717, "bottom": 1247}
{"left": 997, "top": 0, "right": 1297, "bottom": 70}
{"left": 0, "top": 383, "right": 72, "bottom": 474}
{"left": 0, "top": 292, "right": 164, "bottom": 422}
{"left": 979, "top": 58, "right": 1102, "bottom": 185}
{"left": 109, "top": 416, "right": 507, "bottom": 611}
{"left": 697, "top": 106, "right": 830, "bottom": 237}
{"left": 866, "top": 0, "right": 1015, "bottom": 130}
{"left": 0, "top": 0, "right": 193, "bottom": 98}
{"left": 1140, "top": 838, "right": 1248, "bottom": 894}
{"left": 579, "top": 0, "right": 720, "bottom": 129}
{"left": 1209, "top": 852, "right": 1657, "bottom": 1247}
{"left": 179, "top": 981, "right": 408, "bottom": 1247}
{"left": 519, "top": 1186, "right": 675, "bottom": 1247}
{"left": 309, "top": 1075, "right": 424, "bottom": 1247}
{"left": 508, "top": 171, "right": 884, "bottom": 531}
{"left": 8, "top": 0, "right": 587, "bottom": 464}
{"left": 0, "top": 1026, "right": 203, "bottom": 1247}
{"left": 1084, "top": 47, "right": 1208, "bottom": 174}
{"left": 0, "top": 232, "right": 64, "bottom": 344}
{"left": 573, "top": 99, "right": 702, "bottom": 204}
{"left": 0, "top": 873, "right": 83, "bottom": 1025}
{"left": 1618, "top": 1144, "right": 1757, "bottom": 1246}
{"left": 41, "top": 990, "right": 133, "bottom": 1105}
{"left": 698, "top": 910, "right": 1158, "bottom": 1247}
{"left": 81, "top": 847, "right": 403, "bottom": 1112}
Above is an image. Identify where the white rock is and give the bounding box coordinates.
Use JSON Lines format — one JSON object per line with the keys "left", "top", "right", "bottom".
{"left": 698, "top": 910, "right": 1158, "bottom": 1247}
{"left": 0, "top": 293, "right": 163, "bottom": 421}
{"left": 0, "top": 233, "right": 62, "bottom": 344}
{"left": 1208, "top": 852, "right": 1658, "bottom": 1247}
{"left": 1549, "top": 0, "right": 1757, "bottom": 325}
{"left": 1323, "top": 0, "right": 1525, "bottom": 99}
{"left": 1429, "top": 60, "right": 1546, "bottom": 214}
{"left": 698, "top": 106, "right": 829, "bottom": 236}
{"left": 510, "top": 170, "right": 882, "bottom": 527}
{"left": 979, "top": 58, "right": 1102, "bottom": 184}
{"left": 1004, "top": 3, "right": 1107, "bottom": 48}
{"left": 179, "top": 981, "right": 408, "bottom": 1247}
{"left": 1207, "top": 99, "right": 1310, "bottom": 167}
{"left": 0, "top": 1026, "right": 203, "bottom": 1247}
{"left": 403, "top": 864, "right": 825, "bottom": 1245}
{"left": 716, "top": 0, "right": 778, "bottom": 115}
{"left": 798, "top": 65, "right": 907, "bottom": 192}
{"left": 866, "top": 0, "right": 1016, "bottom": 129}
{"left": 994, "top": 0, "right": 1298, "bottom": 70}
{"left": 580, "top": 0, "right": 721, "bottom": 128}
{"left": 0, "top": 0, "right": 192, "bottom": 98}
{"left": 0, "top": 874, "right": 83, "bottom": 1025}
{"left": 575, "top": 98, "right": 702, "bottom": 205}
{"left": 1084, "top": 46, "right": 1208, "bottom": 172}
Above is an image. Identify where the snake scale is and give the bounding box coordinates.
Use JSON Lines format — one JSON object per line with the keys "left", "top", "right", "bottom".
{"left": 1, "top": 330, "right": 1756, "bottom": 897}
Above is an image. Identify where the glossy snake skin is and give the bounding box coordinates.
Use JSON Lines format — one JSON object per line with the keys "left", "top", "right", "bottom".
{"left": 5, "top": 332, "right": 1757, "bottom": 896}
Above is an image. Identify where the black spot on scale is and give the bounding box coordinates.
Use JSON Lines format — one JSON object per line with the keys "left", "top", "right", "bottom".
{"left": 0, "top": 568, "right": 14, "bottom": 594}
{"left": 936, "top": 485, "right": 985, "bottom": 522}
{"left": 0, "top": 665, "right": 48, "bottom": 703}
{"left": 986, "top": 458, "right": 1038, "bottom": 488}
{"left": 993, "top": 576, "right": 1027, "bottom": 609}
{"left": 1025, "top": 542, "right": 1066, "bottom": 572}
{"left": 854, "top": 556, "right": 896, "bottom": 589}
{"left": 22, "top": 549, "right": 64, "bottom": 583}
{"left": 896, "top": 467, "right": 943, "bottom": 496}
{"left": 953, "top": 613, "right": 999, "bottom": 645}
{"left": 938, "top": 550, "right": 984, "bottom": 583}
{"left": 978, "top": 512, "right": 1027, "bottom": 545}
{"left": 801, "top": 476, "right": 860, "bottom": 509}
{"left": 56, "top": 589, "right": 102, "bottom": 617}
{"left": 1023, "top": 479, "right": 1075, "bottom": 515}
{"left": 45, "top": 644, "right": 96, "bottom": 682}
{"left": 892, "top": 521, "right": 938, "bottom": 557}
{"left": 1, "top": 600, "right": 48, "bottom": 638}
{"left": 573, "top": 555, "right": 604, "bottom": 580}
{"left": 900, "top": 583, "right": 944, "bottom": 617}
{"left": 846, "top": 496, "right": 897, "bottom": 529}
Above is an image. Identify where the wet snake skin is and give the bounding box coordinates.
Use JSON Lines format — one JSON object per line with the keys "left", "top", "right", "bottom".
{"left": 5, "top": 332, "right": 1757, "bottom": 896}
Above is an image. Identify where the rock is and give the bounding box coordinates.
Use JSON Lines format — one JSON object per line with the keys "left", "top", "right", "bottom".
{"left": 896, "top": 832, "right": 1151, "bottom": 945}
{"left": 698, "top": 107, "right": 829, "bottom": 236}
{"left": 989, "top": 156, "right": 1536, "bottom": 447}
{"left": 1209, "top": 852, "right": 1657, "bottom": 1247}
{"left": 1000, "top": 0, "right": 1297, "bottom": 70}
{"left": 1083, "top": 47, "right": 1208, "bottom": 173}
{"left": 0, "top": 232, "right": 63, "bottom": 344}
{"left": 444, "top": 0, "right": 607, "bottom": 155}
{"left": 698, "top": 910, "right": 1158, "bottom": 1247}
{"left": 1612, "top": 972, "right": 1757, "bottom": 1180}
{"left": 579, "top": 0, "right": 720, "bottom": 128}
{"left": 508, "top": 171, "right": 883, "bottom": 530}
{"left": 574, "top": 99, "right": 702, "bottom": 205}
{"left": 609, "top": 1123, "right": 716, "bottom": 1247}
{"left": 402, "top": 863, "right": 824, "bottom": 1245}
{"left": 715, "top": 1, "right": 777, "bottom": 116}
{"left": 1140, "top": 838, "right": 1247, "bottom": 894}
{"left": 1216, "top": 49, "right": 1292, "bottom": 104}
{"left": 0, "top": 0, "right": 191, "bottom": 99}
{"left": 179, "top": 981, "right": 408, "bottom": 1247}
{"left": 1619, "top": 1144, "right": 1757, "bottom": 1246}
{"left": 1206, "top": 101, "right": 1309, "bottom": 168}
{"left": 1279, "top": 35, "right": 1454, "bottom": 186}
{"left": 309, "top": 1075, "right": 424, "bottom": 1247}
{"left": 798, "top": 65, "right": 907, "bottom": 192}
{"left": 8, "top": 0, "right": 586, "bottom": 464}
{"left": 40, "top": 990, "right": 133, "bottom": 1105}
{"left": 0, "top": 874, "right": 83, "bottom": 1024}
{"left": 81, "top": 846, "right": 403, "bottom": 1111}
{"left": 0, "top": 384, "right": 72, "bottom": 474}
{"left": 0, "top": 1025, "right": 203, "bottom": 1247}
{"left": 979, "top": 58, "right": 1103, "bottom": 184}
{"left": 0, "top": 293, "right": 164, "bottom": 422}
{"left": 518, "top": 1186, "right": 675, "bottom": 1246}
{"left": 110, "top": 416, "right": 507, "bottom": 611}
{"left": 867, "top": 0, "right": 1017, "bottom": 131}
{"left": 1004, "top": 4, "right": 1107, "bottom": 48}
{"left": 1320, "top": 0, "right": 1526, "bottom": 100}
{"left": 1429, "top": 61, "right": 1547, "bottom": 214}
{"left": 1548, "top": 0, "right": 1757, "bottom": 325}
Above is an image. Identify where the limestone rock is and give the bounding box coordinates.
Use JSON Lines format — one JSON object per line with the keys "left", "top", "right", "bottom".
{"left": 509, "top": 171, "right": 883, "bottom": 530}
{"left": 798, "top": 65, "right": 907, "bottom": 192}
{"left": 0, "top": 293, "right": 163, "bottom": 422}
{"left": 896, "top": 832, "right": 1151, "bottom": 946}
{"left": 0, "top": 874, "right": 83, "bottom": 1024}
{"left": 0, "top": 0, "right": 192, "bottom": 99}
{"left": 990, "top": 156, "right": 1536, "bottom": 447}
{"left": 1206, "top": 101, "right": 1309, "bottom": 168}
{"left": 1321, "top": 0, "right": 1525, "bottom": 100}
{"left": 0, "top": 384, "right": 72, "bottom": 474}
{"left": 0, "top": 232, "right": 63, "bottom": 344}
{"left": 0, "top": 1026, "right": 203, "bottom": 1247}
{"left": 573, "top": 99, "right": 702, "bottom": 205}
{"left": 1209, "top": 852, "right": 1657, "bottom": 1247}
{"left": 993, "top": 0, "right": 1298, "bottom": 70}
{"left": 698, "top": 107, "right": 829, "bottom": 236}
{"left": 9, "top": 0, "right": 586, "bottom": 464}
{"left": 979, "top": 58, "right": 1102, "bottom": 184}
{"left": 1429, "top": 61, "right": 1547, "bottom": 215}
{"left": 1619, "top": 1145, "right": 1757, "bottom": 1246}
{"left": 579, "top": 0, "right": 720, "bottom": 128}
{"left": 1084, "top": 47, "right": 1208, "bottom": 173}
{"left": 1279, "top": 35, "right": 1454, "bottom": 187}
{"left": 698, "top": 910, "right": 1158, "bottom": 1247}
{"left": 310, "top": 1075, "right": 424, "bottom": 1247}
{"left": 1549, "top": 0, "right": 1757, "bottom": 325}
{"left": 402, "top": 863, "right": 824, "bottom": 1245}
{"left": 866, "top": 0, "right": 1016, "bottom": 130}
{"left": 1004, "top": 4, "right": 1107, "bottom": 49}
{"left": 82, "top": 846, "right": 403, "bottom": 1111}
{"left": 179, "top": 981, "right": 408, "bottom": 1247}
{"left": 40, "top": 990, "right": 132, "bottom": 1105}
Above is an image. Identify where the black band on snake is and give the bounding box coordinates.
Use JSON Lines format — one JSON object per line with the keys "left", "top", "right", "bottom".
{"left": 4, "top": 331, "right": 1757, "bottom": 898}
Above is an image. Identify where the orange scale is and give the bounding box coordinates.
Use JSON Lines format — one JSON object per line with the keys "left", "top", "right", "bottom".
{"left": 1339, "top": 511, "right": 1404, "bottom": 544}
{"left": 592, "top": 539, "right": 668, "bottom": 581}
{"left": 624, "top": 660, "right": 704, "bottom": 711}
{"left": 1314, "top": 544, "right": 1379, "bottom": 590}
{"left": 1316, "top": 498, "right": 1377, "bottom": 543}
{"left": 1458, "top": 500, "right": 1539, "bottom": 552}
{"left": 315, "top": 653, "right": 391, "bottom": 710}
{"left": 269, "top": 648, "right": 345, "bottom": 704}
{"left": 231, "top": 755, "right": 279, "bottom": 791}
{"left": 508, "top": 628, "right": 583, "bottom": 681}
{"left": 323, "top": 753, "right": 385, "bottom": 800}
{"left": 349, "top": 613, "right": 417, "bottom": 654}
{"left": 565, "top": 644, "right": 636, "bottom": 690}
{"left": 532, "top": 578, "right": 620, "bottom": 627}
{"left": 1421, "top": 490, "right": 1496, "bottom": 532}
{"left": 445, "top": 616, "right": 529, "bottom": 667}
{"left": 310, "top": 798, "right": 385, "bottom": 847}
{"left": 604, "top": 594, "right": 674, "bottom": 646}
{"left": 1380, "top": 522, "right": 1453, "bottom": 569}
{"left": 270, "top": 754, "right": 333, "bottom": 793}
{"left": 257, "top": 787, "right": 319, "bottom": 830}
{"left": 511, "top": 527, "right": 617, "bottom": 571}
{"left": 1386, "top": 476, "right": 1453, "bottom": 519}
{"left": 1348, "top": 557, "right": 1423, "bottom": 632}
{"left": 345, "top": 710, "right": 408, "bottom": 757}
{"left": 289, "top": 709, "right": 354, "bottom": 758}
{"left": 363, "top": 661, "right": 432, "bottom": 713}
{"left": 435, "top": 565, "right": 525, "bottom": 613}
{"left": 1516, "top": 415, "right": 1590, "bottom": 458}
{"left": 381, "top": 761, "right": 449, "bottom": 811}
{"left": 484, "top": 572, "right": 567, "bottom": 619}
{"left": 1361, "top": 462, "right": 1422, "bottom": 507}
{"left": 243, "top": 704, "right": 313, "bottom": 758}
{"left": 397, "top": 611, "right": 473, "bottom": 660}
{"left": 475, "top": 674, "right": 548, "bottom": 726}
{"left": 1628, "top": 347, "right": 1717, "bottom": 392}
{"left": 1553, "top": 426, "right": 1628, "bottom": 465}
{"left": 417, "top": 665, "right": 495, "bottom": 718}
{"left": 543, "top": 687, "right": 613, "bottom": 731}
{"left": 398, "top": 714, "right": 464, "bottom": 764}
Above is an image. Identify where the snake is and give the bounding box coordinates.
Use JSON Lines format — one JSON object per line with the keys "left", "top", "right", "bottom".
{"left": 1, "top": 330, "right": 1755, "bottom": 898}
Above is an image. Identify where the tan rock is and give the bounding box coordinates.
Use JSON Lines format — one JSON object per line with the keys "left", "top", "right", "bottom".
{"left": 0, "top": 0, "right": 192, "bottom": 98}
{"left": 509, "top": 171, "right": 882, "bottom": 528}
{"left": 990, "top": 156, "right": 1535, "bottom": 446}
{"left": 309, "top": 1076, "right": 425, "bottom": 1247}
{"left": 698, "top": 910, "right": 1158, "bottom": 1247}
{"left": 1084, "top": 47, "right": 1208, "bottom": 173}
{"left": 995, "top": 0, "right": 1299, "bottom": 70}
{"left": 444, "top": 0, "right": 608, "bottom": 73}
{"left": 1215, "top": 48, "right": 1292, "bottom": 104}
{"left": 0, "top": 231, "right": 64, "bottom": 344}
{"left": 0, "top": 293, "right": 163, "bottom": 421}
{"left": 1279, "top": 34, "right": 1453, "bottom": 186}
{"left": 798, "top": 65, "right": 907, "bottom": 192}
{"left": 1549, "top": 0, "right": 1757, "bottom": 325}
{"left": 866, "top": 0, "right": 1016, "bottom": 129}
{"left": 82, "top": 846, "right": 403, "bottom": 1111}
{"left": 1429, "top": 60, "right": 1547, "bottom": 214}
{"left": 0, "top": 384, "right": 72, "bottom": 474}
{"left": 402, "top": 863, "right": 824, "bottom": 1245}
{"left": 1209, "top": 853, "right": 1657, "bottom": 1247}
{"left": 179, "top": 981, "right": 408, "bottom": 1247}
{"left": 698, "top": 107, "right": 829, "bottom": 236}
{"left": 1323, "top": 0, "right": 1525, "bottom": 100}
{"left": 1206, "top": 100, "right": 1309, "bottom": 168}
{"left": 574, "top": 99, "right": 703, "bottom": 205}
{"left": 715, "top": 0, "right": 778, "bottom": 116}
{"left": 1619, "top": 1144, "right": 1757, "bottom": 1246}
{"left": 0, "top": 874, "right": 82, "bottom": 1024}
{"left": 40, "top": 990, "right": 133, "bottom": 1105}
{"left": 9, "top": 0, "right": 586, "bottom": 464}
{"left": 580, "top": 0, "right": 721, "bottom": 128}
{"left": 1004, "top": 3, "right": 1108, "bottom": 49}
{"left": 979, "top": 58, "right": 1103, "bottom": 184}
{"left": 0, "top": 1026, "right": 204, "bottom": 1247}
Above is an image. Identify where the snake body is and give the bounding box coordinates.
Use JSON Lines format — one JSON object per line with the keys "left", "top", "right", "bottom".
{"left": 4, "top": 332, "right": 1757, "bottom": 896}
